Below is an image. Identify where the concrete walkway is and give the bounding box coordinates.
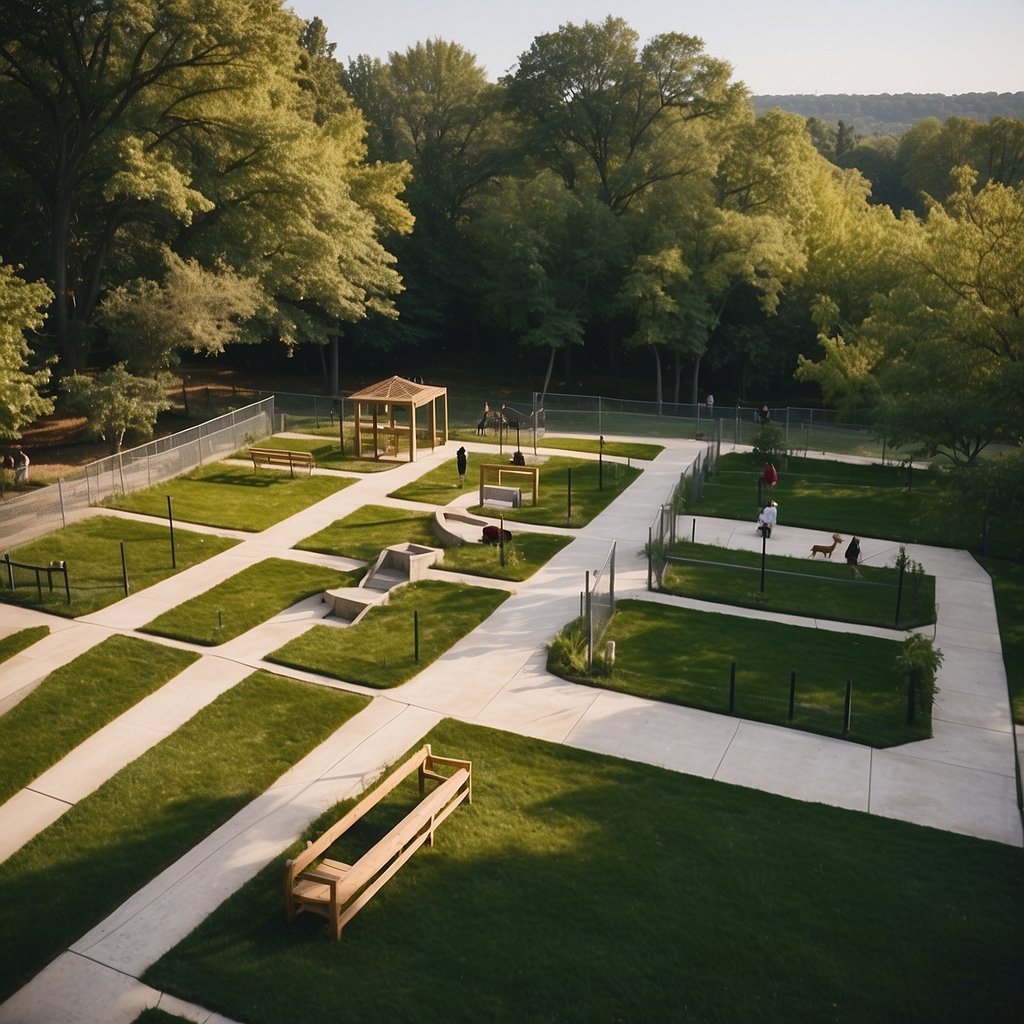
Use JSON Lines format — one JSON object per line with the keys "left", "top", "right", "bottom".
{"left": 0, "top": 437, "right": 1019, "bottom": 1024}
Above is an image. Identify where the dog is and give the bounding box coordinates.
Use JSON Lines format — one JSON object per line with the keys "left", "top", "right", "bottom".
{"left": 481, "top": 525, "right": 512, "bottom": 545}
{"left": 810, "top": 533, "right": 843, "bottom": 559}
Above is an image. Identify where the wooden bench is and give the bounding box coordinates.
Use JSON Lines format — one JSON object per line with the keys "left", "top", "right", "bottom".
{"left": 284, "top": 744, "right": 471, "bottom": 939}
{"left": 249, "top": 447, "right": 315, "bottom": 476}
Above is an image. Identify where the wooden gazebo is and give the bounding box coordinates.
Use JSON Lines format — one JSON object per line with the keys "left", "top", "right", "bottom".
{"left": 348, "top": 376, "right": 448, "bottom": 462}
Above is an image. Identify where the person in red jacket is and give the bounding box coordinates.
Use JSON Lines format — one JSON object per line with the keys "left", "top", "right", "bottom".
{"left": 763, "top": 461, "right": 778, "bottom": 490}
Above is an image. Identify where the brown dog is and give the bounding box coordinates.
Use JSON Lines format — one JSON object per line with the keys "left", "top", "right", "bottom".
{"left": 810, "top": 533, "right": 843, "bottom": 559}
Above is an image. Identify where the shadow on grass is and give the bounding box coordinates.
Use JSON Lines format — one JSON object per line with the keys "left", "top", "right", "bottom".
{"left": 144, "top": 720, "right": 1024, "bottom": 1024}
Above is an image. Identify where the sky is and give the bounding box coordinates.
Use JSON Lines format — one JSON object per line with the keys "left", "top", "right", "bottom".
{"left": 286, "top": 0, "right": 1023, "bottom": 95}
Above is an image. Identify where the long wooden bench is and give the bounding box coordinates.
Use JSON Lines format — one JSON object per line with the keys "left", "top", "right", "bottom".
{"left": 284, "top": 744, "right": 471, "bottom": 939}
{"left": 249, "top": 447, "right": 315, "bottom": 476}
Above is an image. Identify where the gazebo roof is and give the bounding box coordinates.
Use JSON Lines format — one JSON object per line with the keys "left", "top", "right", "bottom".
{"left": 348, "top": 375, "right": 446, "bottom": 407}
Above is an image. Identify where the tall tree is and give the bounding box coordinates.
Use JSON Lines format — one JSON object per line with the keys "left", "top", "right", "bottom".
{"left": 0, "top": 1, "right": 411, "bottom": 374}
{"left": 0, "top": 259, "right": 54, "bottom": 438}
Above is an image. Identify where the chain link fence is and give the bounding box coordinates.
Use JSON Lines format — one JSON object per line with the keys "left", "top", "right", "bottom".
{"left": 585, "top": 542, "right": 617, "bottom": 668}
{"left": 0, "top": 398, "right": 274, "bottom": 549}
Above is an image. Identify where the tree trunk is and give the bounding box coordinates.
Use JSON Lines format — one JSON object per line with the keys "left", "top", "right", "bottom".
{"left": 540, "top": 347, "right": 556, "bottom": 405}
{"left": 690, "top": 352, "right": 703, "bottom": 406}
{"left": 652, "top": 346, "right": 663, "bottom": 414}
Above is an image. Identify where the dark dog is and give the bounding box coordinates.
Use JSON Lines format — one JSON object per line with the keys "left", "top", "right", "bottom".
{"left": 481, "top": 525, "right": 512, "bottom": 545}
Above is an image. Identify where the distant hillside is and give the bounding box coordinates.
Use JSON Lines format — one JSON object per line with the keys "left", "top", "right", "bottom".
{"left": 752, "top": 92, "right": 1024, "bottom": 137}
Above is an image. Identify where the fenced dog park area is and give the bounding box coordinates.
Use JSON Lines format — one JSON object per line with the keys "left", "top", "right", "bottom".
{"left": 0, "top": 409, "right": 1021, "bottom": 1024}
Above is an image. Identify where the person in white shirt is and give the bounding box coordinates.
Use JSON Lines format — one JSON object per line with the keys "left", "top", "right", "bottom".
{"left": 756, "top": 500, "right": 777, "bottom": 538}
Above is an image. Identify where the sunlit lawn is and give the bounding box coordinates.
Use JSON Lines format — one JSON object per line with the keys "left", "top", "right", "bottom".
{"left": 144, "top": 719, "right": 1023, "bottom": 1024}
{"left": 447, "top": 430, "right": 663, "bottom": 462}
{"left": 662, "top": 540, "right": 935, "bottom": 629}
{"left": 234, "top": 435, "right": 397, "bottom": 473}
{"left": 586, "top": 600, "right": 923, "bottom": 747}
{"left": 390, "top": 454, "right": 640, "bottom": 528}
{"left": 104, "top": 462, "right": 356, "bottom": 531}
{"left": 0, "top": 635, "right": 198, "bottom": 806}
{"left": 295, "top": 504, "right": 571, "bottom": 582}
{"left": 268, "top": 580, "right": 508, "bottom": 687}
{"left": 0, "top": 671, "right": 367, "bottom": 1005}
{"left": 2, "top": 515, "right": 238, "bottom": 616}
{"left": 694, "top": 453, "right": 977, "bottom": 549}
{"left": 0, "top": 625, "right": 48, "bottom": 665}
{"left": 141, "top": 558, "right": 359, "bottom": 645}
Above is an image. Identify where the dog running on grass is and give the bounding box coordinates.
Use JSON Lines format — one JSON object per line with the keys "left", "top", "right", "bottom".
{"left": 809, "top": 533, "right": 843, "bottom": 559}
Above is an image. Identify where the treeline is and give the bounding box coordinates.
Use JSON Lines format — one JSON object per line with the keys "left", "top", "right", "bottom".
{"left": 753, "top": 92, "right": 1024, "bottom": 137}
{"left": 0, "top": 5, "right": 1022, "bottom": 523}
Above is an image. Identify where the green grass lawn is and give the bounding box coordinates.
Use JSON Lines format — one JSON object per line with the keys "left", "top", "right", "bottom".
{"left": 143, "top": 719, "right": 1023, "bottom": 1024}
{"left": 104, "top": 462, "right": 356, "bottom": 531}
{"left": 235, "top": 435, "right": 398, "bottom": 472}
{"left": 980, "top": 556, "right": 1024, "bottom": 724}
{"left": 0, "top": 635, "right": 198, "bottom": 805}
{"left": 694, "top": 453, "right": 986, "bottom": 550}
{"left": 0, "top": 625, "right": 48, "bottom": 664}
{"left": 447, "top": 429, "right": 663, "bottom": 462}
{"left": 390, "top": 454, "right": 641, "bottom": 528}
{"left": 560, "top": 600, "right": 924, "bottom": 747}
{"left": 662, "top": 540, "right": 936, "bottom": 629}
{"left": 295, "top": 504, "right": 572, "bottom": 583}
{"left": 141, "top": 558, "right": 359, "bottom": 645}
{"left": 268, "top": 580, "right": 508, "bottom": 687}
{"left": 0, "top": 670, "right": 368, "bottom": 1004}
{"left": 1, "top": 516, "right": 239, "bottom": 617}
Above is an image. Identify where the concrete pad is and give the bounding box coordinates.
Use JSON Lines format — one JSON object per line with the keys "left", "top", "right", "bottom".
{"left": 933, "top": 688, "right": 1013, "bottom": 733}
{"left": 890, "top": 720, "right": 1016, "bottom": 775}
{"left": 568, "top": 691, "right": 742, "bottom": 778}
{"left": 0, "top": 952, "right": 161, "bottom": 1024}
{"left": 0, "top": 788, "right": 70, "bottom": 864}
{"left": 714, "top": 719, "right": 872, "bottom": 812}
{"left": 935, "top": 645, "right": 1009, "bottom": 700}
{"left": 869, "top": 750, "right": 1023, "bottom": 846}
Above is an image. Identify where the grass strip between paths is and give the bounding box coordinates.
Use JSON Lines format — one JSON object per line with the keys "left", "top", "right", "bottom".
{"left": 390, "top": 454, "right": 641, "bottom": 528}
{"left": 693, "top": 452, "right": 1008, "bottom": 553}
{"left": 980, "top": 556, "right": 1024, "bottom": 724}
{"left": 104, "top": 462, "right": 356, "bottom": 531}
{"left": 663, "top": 539, "right": 936, "bottom": 629}
{"left": 268, "top": 579, "right": 508, "bottom": 688}
{"left": 0, "top": 670, "right": 368, "bottom": 1004}
{"left": 231, "top": 436, "right": 397, "bottom": 473}
{"left": 3, "top": 516, "right": 239, "bottom": 617}
{"left": 295, "top": 504, "right": 572, "bottom": 582}
{"left": 559, "top": 600, "right": 923, "bottom": 747}
{"left": 0, "top": 635, "right": 198, "bottom": 806}
{"left": 0, "top": 625, "right": 48, "bottom": 664}
{"left": 144, "top": 719, "right": 1024, "bottom": 1024}
{"left": 142, "top": 558, "right": 360, "bottom": 645}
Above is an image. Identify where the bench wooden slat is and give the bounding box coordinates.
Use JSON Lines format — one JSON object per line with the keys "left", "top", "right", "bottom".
{"left": 248, "top": 447, "right": 315, "bottom": 476}
{"left": 285, "top": 745, "right": 471, "bottom": 939}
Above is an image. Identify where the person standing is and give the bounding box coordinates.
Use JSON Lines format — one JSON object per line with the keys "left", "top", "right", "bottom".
{"left": 14, "top": 448, "right": 29, "bottom": 485}
{"left": 845, "top": 536, "right": 862, "bottom": 578}
{"left": 456, "top": 446, "right": 467, "bottom": 487}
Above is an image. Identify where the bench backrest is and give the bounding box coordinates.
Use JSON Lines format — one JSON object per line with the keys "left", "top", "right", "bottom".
{"left": 285, "top": 744, "right": 470, "bottom": 891}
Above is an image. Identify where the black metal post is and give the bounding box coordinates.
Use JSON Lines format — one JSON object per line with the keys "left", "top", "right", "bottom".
{"left": 567, "top": 467, "right": 572, "bottom": 524}
{"left": 599, "top": 435, "right": 604, "bottom": 490}
{"left": 63, "top": 564, "right": 70, "bottom": 604}
{"left": 729, "top": 660, "right": 736, "bottom": 713}
{"left": 843, "top": 678, "right": 853, "bottom": 737}
{"left": 121, "top": 541, "right": 130, "bottom": 596}
{"left": 906, "top": 669, "right": 917, "bottom": 725}
{"left": 167, "top": 495, "right": 176, "bottom": 568}
{"left": 894, "top": 557, "right": 905, "bottom": 626}
{"left": 789, "top": 671, "right": 796, "bottom": 721}
{"left": 499, "top": 515, "right": 506, "bottom": 567}
{"left": 647, "top": 526, "right": 653, "bottom": 591}
{"left": 760, "top": 528, "right": 767, "bottom": 593}
{"left": 414, "top": 610, "right": 420, "bottom": 662}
